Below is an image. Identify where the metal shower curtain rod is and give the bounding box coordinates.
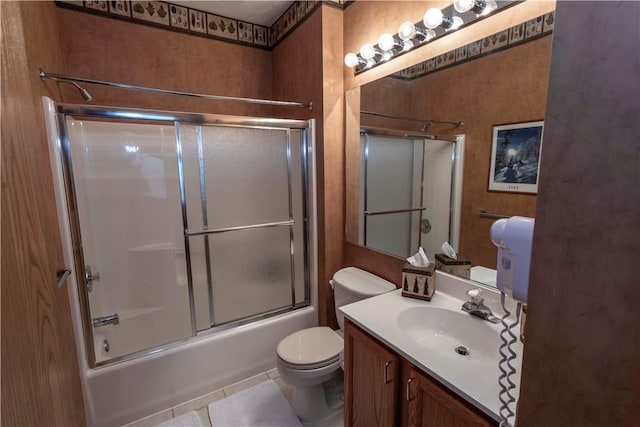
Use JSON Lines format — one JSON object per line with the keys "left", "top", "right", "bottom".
{"left": 39, "top": 69, "right": 313, "bottom": 110}
{"left": 361, "top": 110, "right": 463, "bottom": 128}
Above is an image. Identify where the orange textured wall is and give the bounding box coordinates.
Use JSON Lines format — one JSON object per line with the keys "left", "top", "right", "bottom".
{"left": 57, "top": 8, "right": 274, "bottom": 117}
{"left": 344, "top": 87, "right": 361, "bottom": 245}
{"left": 272, "top": 6, "right": 344, "bottom": 328}
{"left": 271, "top": 9, "right": 322, "bottom": 121}
{"left": 319, "top": 6, "right": 345, "bottom": 328}
{"left": 272, "top": 9, "right": 326, "bottom": 323}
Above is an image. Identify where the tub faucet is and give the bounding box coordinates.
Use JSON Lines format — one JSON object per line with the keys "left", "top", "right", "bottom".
{"left": 92, "top": 313, "right": 119, "bottom": 328}
{"left": 461, "top": 289, "right": 500, "bottom": 324}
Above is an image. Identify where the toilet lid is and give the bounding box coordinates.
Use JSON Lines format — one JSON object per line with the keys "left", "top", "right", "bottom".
{"left": 277, "top": 327, "right": 343, "bottom": 366}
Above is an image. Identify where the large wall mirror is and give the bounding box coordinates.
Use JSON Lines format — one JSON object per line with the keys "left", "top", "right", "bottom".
{"left": 345, "top": 7, "right": 555, "bottom": 287}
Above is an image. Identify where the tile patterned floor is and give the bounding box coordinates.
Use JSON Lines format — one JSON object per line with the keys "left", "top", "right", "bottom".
{"left": 124, "top": 368, "right": 344, "bottom": 427}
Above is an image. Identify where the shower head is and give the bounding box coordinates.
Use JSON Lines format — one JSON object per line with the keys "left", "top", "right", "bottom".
{"left": 38, "top": 69, "right": 93, "bottom": 102}
{"left": 420, "top": 121, "right": 432, "bottom": 131}
{"left": 70, "top": 82, "right": 93, "bottom": 102}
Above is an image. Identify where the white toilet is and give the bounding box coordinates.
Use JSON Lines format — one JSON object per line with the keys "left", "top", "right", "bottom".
{"left": 276, "top": 267, "right": 396, "bottom": 423}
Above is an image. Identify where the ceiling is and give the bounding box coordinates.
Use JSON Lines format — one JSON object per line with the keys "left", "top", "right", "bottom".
{"left": 171, "top": 1, "right": 294, "bottom": 27}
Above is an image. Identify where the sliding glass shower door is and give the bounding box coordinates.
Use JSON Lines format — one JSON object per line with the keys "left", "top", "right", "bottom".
{"left": 178, "top": 124, "right": 307, "bottom": 330}
{"left": 64, "top": 119, "right": 192, "bottom": 364}
{"left": 55, "top": 105, "right": 311, "bottom": 367}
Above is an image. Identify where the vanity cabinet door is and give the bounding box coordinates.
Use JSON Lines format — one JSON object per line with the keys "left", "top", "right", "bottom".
{"left": 402, "top": 362, "right": 495, "bottom": 427}
{"left": 344, "top": 319, "right": 400, "bottom": 427}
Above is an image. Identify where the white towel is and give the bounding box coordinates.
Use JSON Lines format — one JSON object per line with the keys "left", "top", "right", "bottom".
{"left": 208, "top": 380, "right": 302, "bottom": 427}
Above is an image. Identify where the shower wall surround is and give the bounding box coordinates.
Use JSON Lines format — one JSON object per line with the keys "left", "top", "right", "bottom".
{"left": 56, "top": 0, "right": 347, "bottom": 49}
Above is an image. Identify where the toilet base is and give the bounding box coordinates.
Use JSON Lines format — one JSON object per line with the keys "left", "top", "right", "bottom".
{"left": 292, "top": 384, "right": 332, "bottom": 423}
{"left": 292, "top": 374, "right": 343, "bottom": 424}
{"left": 277, "top": 361, "right": 343, "bottom": 424}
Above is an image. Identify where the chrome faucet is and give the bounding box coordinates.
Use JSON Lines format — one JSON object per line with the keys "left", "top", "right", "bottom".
{"left": 461, "top": 289, "right": 500, "bottom": 324}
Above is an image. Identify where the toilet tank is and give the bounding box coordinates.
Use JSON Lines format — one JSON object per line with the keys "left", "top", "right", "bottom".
{"left": 332, "top": 267, "right": 396, "bottom": 330}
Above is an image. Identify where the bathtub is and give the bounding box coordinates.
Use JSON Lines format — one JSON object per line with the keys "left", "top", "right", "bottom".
{"left": 84, "top": 305, "right": 316, "bottom": 426}
{"left": 80, "top": 261, "right": 316, "bottom": 425}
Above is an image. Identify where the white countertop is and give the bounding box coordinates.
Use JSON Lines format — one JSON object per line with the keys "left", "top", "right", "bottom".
{"left": 339, "top": 271, "right": 523, "bottom": 422}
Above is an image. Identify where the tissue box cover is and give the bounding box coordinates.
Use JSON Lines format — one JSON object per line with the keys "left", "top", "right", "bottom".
{"left": 401, "top": 263, "right": 436, "bottom": 301}
{"left": 435, "top": 253, "right": 471, "bottom": 279}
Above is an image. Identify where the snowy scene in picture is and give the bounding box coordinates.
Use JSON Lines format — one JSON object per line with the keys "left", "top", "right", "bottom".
{"left": 493, "top": 125, "right": 543, "bottom": 184}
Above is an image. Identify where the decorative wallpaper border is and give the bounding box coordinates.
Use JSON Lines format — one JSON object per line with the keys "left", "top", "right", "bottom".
{"left": 392, "top": 11, "right": 555, "bottom": 81}
{"left": 56, "top": 1, "right": 346, "bottom": 50}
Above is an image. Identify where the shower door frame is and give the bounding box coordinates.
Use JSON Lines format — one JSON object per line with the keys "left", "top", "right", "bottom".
{"left": 53, "top": 103, "right": 314, "bottom": 368}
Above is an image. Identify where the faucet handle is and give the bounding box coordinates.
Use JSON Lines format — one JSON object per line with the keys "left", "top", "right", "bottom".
{"left": 466, "top": 288, "right": 483, "bottom": 304}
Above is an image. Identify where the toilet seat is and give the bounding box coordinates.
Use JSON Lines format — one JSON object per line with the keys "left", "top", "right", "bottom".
{"left": 278, "top": 354, "right": 341, "bottom": 371}
{"left": 277, "top": 327, "right": 343, "bottom": 370}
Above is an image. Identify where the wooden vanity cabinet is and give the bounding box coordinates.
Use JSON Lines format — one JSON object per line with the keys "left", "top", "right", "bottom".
{"left": 401, "top": 361, "right": 494, "bottom": 427}
{"left": 344, "top": 318, "right": 400, "bottom": 427}
{"left": 344, "top": 319, "right": 497, "bottom": 427}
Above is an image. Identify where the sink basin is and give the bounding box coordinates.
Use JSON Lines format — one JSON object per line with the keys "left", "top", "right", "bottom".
{"left": 397, "top": 306, "right": 500, "bottom": 361}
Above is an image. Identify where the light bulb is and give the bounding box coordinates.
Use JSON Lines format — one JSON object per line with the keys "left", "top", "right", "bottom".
{"left": 423, "top": 8, "right": 444, "bottom": 29}
{"left": 381, "top": 51, "right": 393, "bottom": 62}
{"left": 378, "top": 33, "right": 396, "bottom": 51}
{"left": 454, "top": 0, "right": 475, "bottom": 13}
{"left": 360, "top": 43, "right": 376, "bottom": 60}
{"left": 398, "top": 21, "right": 417, "bottom": 41}
{"left": 344, "top": 52, "right": 360, "bottom": 68}
{"left": 450, "top": 16, "right": 464, "bottom": 30}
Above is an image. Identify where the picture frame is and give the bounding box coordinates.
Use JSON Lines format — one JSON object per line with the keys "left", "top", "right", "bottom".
{"left": 488, "top": 120, "right": 544, "bottom": 194}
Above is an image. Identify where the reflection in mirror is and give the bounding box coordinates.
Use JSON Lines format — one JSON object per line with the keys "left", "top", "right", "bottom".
{"left": 345, "top": 8, "right": 554, "bottom": 288}
{"left": 358, "top": 130, "right": 461, "bottom": 261}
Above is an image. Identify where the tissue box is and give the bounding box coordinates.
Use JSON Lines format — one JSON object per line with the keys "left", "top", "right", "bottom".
{"left": 401, "top": 263, "right": 436, "bottom": 301}
{"left": 435, "top": 254, "right": 471, "bottom": 279}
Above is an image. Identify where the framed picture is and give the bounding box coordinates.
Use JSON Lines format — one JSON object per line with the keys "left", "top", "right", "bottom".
{"left": 488, "top": 121, "right": 544, "bottom": 194}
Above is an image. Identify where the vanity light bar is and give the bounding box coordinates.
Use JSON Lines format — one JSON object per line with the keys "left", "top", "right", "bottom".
{"left": 344, "top": 0, "right": 516, "bottom": 74}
